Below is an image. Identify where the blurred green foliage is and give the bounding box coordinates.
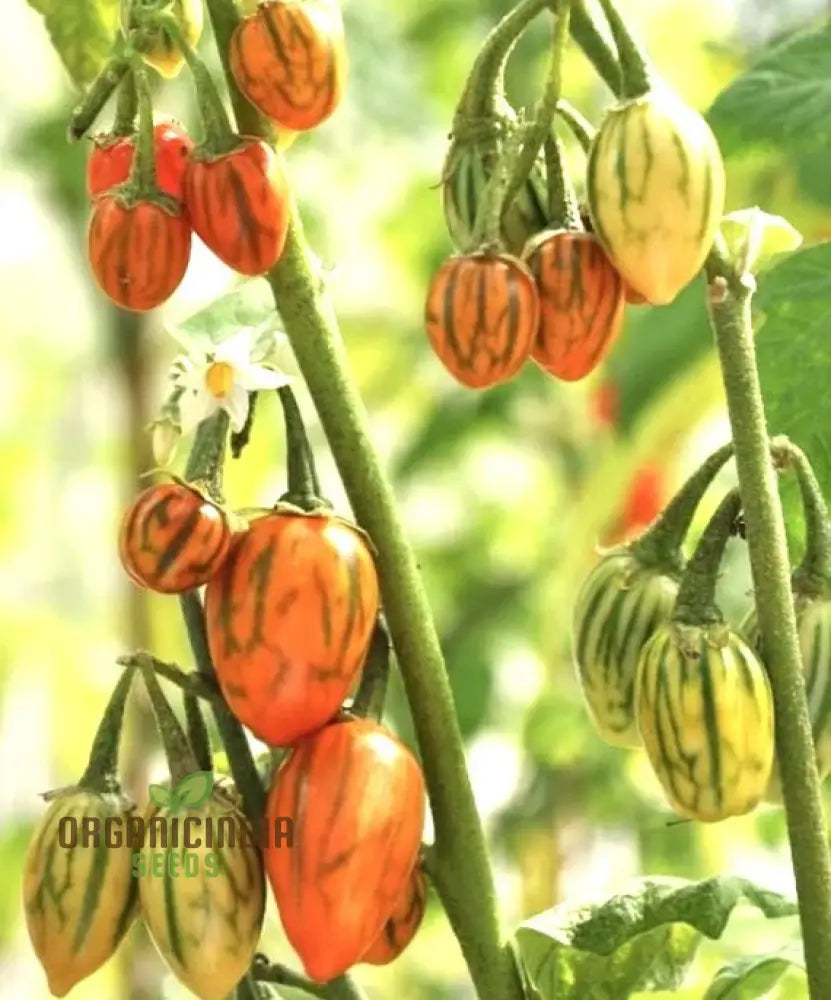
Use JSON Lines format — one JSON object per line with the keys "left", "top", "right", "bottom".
{"left": 3, "top": 0, "right": 831, "bottom": 998}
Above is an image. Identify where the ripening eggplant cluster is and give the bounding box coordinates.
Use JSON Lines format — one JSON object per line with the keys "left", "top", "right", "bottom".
{"left": 426, "top": 67, "right": 725, "bottom": 390}
{"left": 572, "top": 443, "right": 831, "bottom": 823}
{"left": 24, "top": 477, "right": 428, "bottom": 997}
{"left": 85, "top": 0, "right": 347, "bottom": 312}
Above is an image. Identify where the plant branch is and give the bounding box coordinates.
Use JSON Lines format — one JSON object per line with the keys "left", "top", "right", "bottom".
{"left": 705, "top": 253, "right": 831, "bottom": 999}
{"left": 206, "top": 3, "right": 522, "bottom": 998}
{"left": 568, "top": 0, "right": 622, "bottom": 95}
{"left": 117, "top": 651, "right": 220, "bottom": 701}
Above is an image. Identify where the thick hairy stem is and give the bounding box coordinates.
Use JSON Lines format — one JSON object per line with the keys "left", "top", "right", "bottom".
{"left": 206, "top": 4, "right": 522, "bottom": 998}
{"left": 705, "top": 254, "right": 831, "bottom": 999}
{"left": 568, "top": 0, "right": 621, "bottom": 95}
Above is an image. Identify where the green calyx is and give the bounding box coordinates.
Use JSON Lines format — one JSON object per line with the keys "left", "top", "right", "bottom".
{"left": 595, "top": 0, "right": 652, "bottom": 99}
{"left": 628, "top": 442, "right": 734, "bottom": 578}
{"left": 78, "top": 664, "right": 138, "bottom": 795}
{"left": 673, "top": 489, "right": 742, "bottom": 627}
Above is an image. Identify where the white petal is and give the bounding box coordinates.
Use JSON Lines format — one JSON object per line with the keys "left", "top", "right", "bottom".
{"left": 179, "top": 387, "right": 218, "bottom": 435}
{"left": 235, "top": 363, "right": 292, "bottom": 392}
{"left": 215, "top": 327, "right": 256, "bottom": 366}
{"left": 223, "top": 383, "right": 251, "bottom": 432}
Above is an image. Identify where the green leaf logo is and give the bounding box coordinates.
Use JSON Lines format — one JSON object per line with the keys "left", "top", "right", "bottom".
{"left": 148, "top": 784, "right": 172, "bottom": 808}
{"left": 169, "top": 771, "right": 214, "bottom": 813}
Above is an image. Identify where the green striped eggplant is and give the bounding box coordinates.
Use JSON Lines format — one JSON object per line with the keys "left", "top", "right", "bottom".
{"left": 23, "top": 788, "right": 138, "bottom": 996}
{"left": 743, "top": 595, "right": 831, "bottom": 782}
{"left": 138, "top": 790, "right": 264, "bottom": 1000}
{"left": 442, "top": 98, "right": 548, "bottom": 256}
{"left": 636, "top": 622, "right": 774, "bottom": 821}
{"left": 572, "top": 549, "right": 679, "bottom": 748}
{"left": 586, "top": 84, "right": 725, "bottom": 305}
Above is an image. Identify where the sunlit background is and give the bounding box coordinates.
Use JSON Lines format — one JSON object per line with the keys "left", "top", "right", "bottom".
{"left": 1, "top": 0, "right": 828, "bottom": 996}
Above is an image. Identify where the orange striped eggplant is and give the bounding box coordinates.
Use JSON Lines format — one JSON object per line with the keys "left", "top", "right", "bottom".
{"left": 524, "top": 230, "right": 625, "bottom": 382}
{"left": 88, "top": 120, "right": 194, "bottom": 201}
{"left": 88, "top": 194, "right": 191, "bottom": 311}
{"left": 361, "top": 865, "right": 427, "bottom": 965}
{"left": 229, "top": 0, "right": 347, "bottom": 132}
{"left": 184, "top": 138, "right": 289, "bottom": 276}
{"left": 265, "top": 718, "right": 425, "bottom": 981}
{"left": 204, "top": 511, "right": 379, "bottom": 746}
{"left": 119, "top": 482, "right": 231, "bottom": 593}
{"left": 424, "top": 252, "right": 539, "bottom": 389}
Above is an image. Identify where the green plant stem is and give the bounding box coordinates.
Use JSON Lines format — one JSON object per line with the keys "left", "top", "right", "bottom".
{"left": 129, "top": 59, "right": 157, "bottom": 192}
{"left": 185, "top": 410, "right": 229, "bottom": 500}
{"left": 277, "top": 386, "right": 319, "bottom": 508}
{"left": 568, "top": 0, "right": 621, "bottom": 95}
{"left": 595, "top": 0, "right": 651, "bottom": 97}
{"left": 67, "top": 53, "right": 130, "bottom": 140}
{"left": 117, "top": 651, "right": 220, "bottom": 702}
{"left": 113, "top": 71, "right": 138, "bottom": 137}
{"left": 78, "top": 664, "right": 137, "bottom": 793}
{"left": 503, "top": 0, "right": 571, "bottom": 221}
{"left": 705, "top": 252, "right": 831, "bottom": 999}
{"left": 184, "top": 692, "right": 213, "bottom": 772}
{"left": 775, "top": 439, "right": 831, "bottom": 598}
{"left": 179, "top": 588, "right": 266, "bottom": 824}
{"left": 554, "top": 98, "right": 595, "bottom": 152}
{"left": 672, "top": 489, "right": 740, "bottom": 626}
{"left": 138, "top": 658, "right": 198, "bottom": 784}
{"left": 206, "top": 3, "right": 522, "bottom": 998}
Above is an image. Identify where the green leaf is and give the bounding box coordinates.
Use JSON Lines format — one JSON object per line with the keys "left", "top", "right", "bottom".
{"left": 148, "top": 783, "right": 172, "bottom": 808}
{"left": 703, "top": 950, "right": 805, "bottom": 1000}
{"left": 514, "top": 876, "right": 797, "bottom": 1000}
{"left": 755, "top": 243, "right": 831, "bottom": 544}
{"left": 175, "top": 281, "right": 284, "bottom": 354}
{"left": 172, "top": 770, "right": 214, "bottom": 810}
{"left": 708, "top": 25, "right": 831, "bottom": 157}
{"left": 27, "top": 0, "right": 120, "bottom": 89}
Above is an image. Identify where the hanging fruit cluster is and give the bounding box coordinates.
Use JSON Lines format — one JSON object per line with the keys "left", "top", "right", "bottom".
{"left": 79, "top": 0, "right": 347, "bottom": 312}
{"left": 426, "top": 0, "right": 725, "bottom": 390}
{"left": 572, "top": 439, "right": 831, "bottom": 822}
{"left": 24, "top": 383, "right": 428, "bottom": 998}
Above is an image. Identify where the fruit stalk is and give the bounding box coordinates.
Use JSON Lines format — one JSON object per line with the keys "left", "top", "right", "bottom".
{"left": 502, "top": 0, "right": 571, "bottom": 220}
{"left": 117, "top": 652, "right": 220, "bottom": 701}
{"left": 68, "top": 53, "right": 130, "bottom": 140}
{"left": 351, "top": 618, "right": 391, "bottom": 721}
{"left": 595, "top": 0, "right": 651, "bottom": 98}
{"left": 568, "top": 0, "right": 621, "bottom": 94}
{"left": 129, "top": 59, "right": 158, "bottom": 192}
{"left": 184, "top": 691, "right": 213, "bottom": 772}
{"left": 113, "top": 70, "right": 138, "bottom": 137}
{"left": 206, "top": 3, "right": 524, "bottom": 998}
{"left": 138, "top": 657, "right": 199, "bottom": 783}
{"left": 705, "top": 247, "right": 831, "bottom": 998}
{"left": 277, "top": 386, "right": 319, "bottom": 508}
{"left": 185, "top": 408, "right": 229, "bottom": 501}
{"left": 774, "top": 438, "right": 831, "bottom": 597}
{"left": 78, "top": 664, "right": 137, "bottom": 793}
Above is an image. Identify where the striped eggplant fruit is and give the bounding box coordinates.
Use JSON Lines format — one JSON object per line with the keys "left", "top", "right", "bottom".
{"left": 636, "top": 622, "right": 774, "bottom": 821}
{"left": 743, "top": 594, "right": 831, "bottom": 782}
{"left": 586, "top": 84, "right": 725, "bottom": 305}
{"left": 138, "top": 791, "right": 264, "bottom": 1000}
{"left": 23, "top": 789, "right": 138, "bottom": 996}
{"left": 572, "top": 549, "right": 679, "bottom": 748}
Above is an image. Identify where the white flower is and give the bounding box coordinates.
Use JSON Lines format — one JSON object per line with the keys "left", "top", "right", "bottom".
{"left": 173, "top": 327, "right": 291, "bottom": 433}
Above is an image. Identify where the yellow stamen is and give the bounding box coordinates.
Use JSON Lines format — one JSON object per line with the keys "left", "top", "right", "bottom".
{"left": 205, "top": 361, "right": 235, "bottom": 399}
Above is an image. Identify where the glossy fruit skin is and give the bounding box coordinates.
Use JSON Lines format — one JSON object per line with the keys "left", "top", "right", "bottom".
{"left": 139, "top": 793, "right": 264, "bottom": 1000}
{"left": 87, "top": 121, "right": 194, "bottom": 200}
{"left": 361, "top": 865, "right": 427, "bottom": 965}
{"left": 443, "top": 123, "right": 549, "bottom": 256}
{"left": 119, "top": 482, "right": 231, "bottom": 594}
{"left": 229, "top": 0, "right": 347, "bottom": 131}
{"left": 23, "top": 789, "right": 138, "bottom": 997}
{"left": 587, "top": 85, "right": 725, "bottom": 305}
{"left": 88, "top": 194, "right": 191, "bottom": 311}
{"left": 573, "top": 549, "right": 679, "bottom": 747}
{"left": 205, "top": 511, "right": 380, "bottom": 746}
{"left": 636, "top": 622, "right": 774, "bottom": 821}
{"left": 184, "top": 139, "right": 290, "bottom": 275}
{"left": 265, "top": 718, "right": 426, "bottom": 982}
{"left": 744, "top": 594, "right": 831, "bottom": 780}
{"left": 424, "top": 252, "right": 539, "bottom": 389}
{"left": 524, "top": 230, "right": 625, "bottom": 381}
{"left": 123, "top": 0, "right": 204, "bottom": 79}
